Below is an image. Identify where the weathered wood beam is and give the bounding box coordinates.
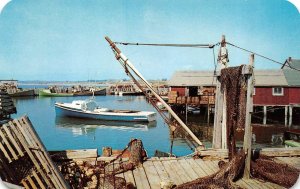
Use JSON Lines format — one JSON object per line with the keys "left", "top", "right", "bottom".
{"left": 260, "top": 147, "right": 300, "bottom": 157}
{"left": 243, "top": 54, "right": 254, "bottom": 179}
{"left": 49, "top": 149, "right": 98, "bottom": 160}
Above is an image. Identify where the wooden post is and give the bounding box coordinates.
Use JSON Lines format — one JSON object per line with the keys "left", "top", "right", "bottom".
{"left": 289, "top": 105, "right": 293, "bottom": 127}
{"left": 185, "top": 87, "right": 188, "bottom": 124}
{"left": 285, "top": 106, "right": 288, "bottom": 126}
{"left": 243, "top": 54, "right": 255, "bottom": 179}
{"left": 207, "top": 103, "right": 210, "bottom": 126}
{"left": 221, "top": 92, "right": 227, "bottom": 149}
{"left": 218, "top": 35, "right": 229, "bottom": 69}
{"left": 263, "top": 106, "right": 267, "bottom": 125}
{"left": 212, "top": 35, "right": 229, "bottom": 149}
{"left": 212, "top": 74, "right": 223, "bottom": 149}
{"left": 185, "top": 103, "right": 188, "bottom": 124}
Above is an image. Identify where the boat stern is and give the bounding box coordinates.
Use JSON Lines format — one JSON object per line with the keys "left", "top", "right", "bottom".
{"left": 146, "top": 112, "right": 156, "bottom": 122}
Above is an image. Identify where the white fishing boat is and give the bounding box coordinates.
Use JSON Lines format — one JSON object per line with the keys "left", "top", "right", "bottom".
{"left": 55, "top": 100, "right": 156, "bottom": 122}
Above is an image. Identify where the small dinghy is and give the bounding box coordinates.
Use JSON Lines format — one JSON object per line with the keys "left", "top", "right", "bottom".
{"left": 55, "top": 100, "right": 156, "bottom": 122}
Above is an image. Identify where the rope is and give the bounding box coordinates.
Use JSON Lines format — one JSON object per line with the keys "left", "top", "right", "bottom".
{"left": 226, "top": 42, "right": 300, "bottom": 72}
{"left": 114, "top": 42, "right": 216, "bottom": 48}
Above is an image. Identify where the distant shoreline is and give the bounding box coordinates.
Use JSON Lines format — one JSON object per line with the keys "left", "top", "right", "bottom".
{"left": 18, "top": 82, "right": 109, "bottom": 87}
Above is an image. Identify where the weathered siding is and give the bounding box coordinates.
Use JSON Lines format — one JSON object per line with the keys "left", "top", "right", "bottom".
{"left": 253, "top": 87, "right": 289, "bottom": 105}
{"left": 289, "top": 88, "right": 300, "bottom": 104}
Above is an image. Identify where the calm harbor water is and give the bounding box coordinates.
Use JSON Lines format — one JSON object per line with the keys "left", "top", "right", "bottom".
{"left": 11, "top": 93, "right": 293, "bottom": 157}
{"left": 12, "top": 95, "right": 209, "bottom": 157}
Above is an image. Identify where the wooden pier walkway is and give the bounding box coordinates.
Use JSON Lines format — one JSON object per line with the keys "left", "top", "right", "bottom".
{"left": 116, "top": 157, "right": 300, "bottom": 189}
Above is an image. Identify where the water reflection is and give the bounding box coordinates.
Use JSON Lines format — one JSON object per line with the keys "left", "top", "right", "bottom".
{"left": 55, "top": 117, "right": 157, "bottom": 135}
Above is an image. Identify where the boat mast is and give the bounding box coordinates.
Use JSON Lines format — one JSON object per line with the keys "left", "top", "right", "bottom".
{"left": 105, "top": 36, "right": 204, "bottom": 149}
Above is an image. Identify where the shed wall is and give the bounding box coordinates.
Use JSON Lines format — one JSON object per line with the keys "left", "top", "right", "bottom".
{"left": 253, "top": 87, "right": 289, "bottom": 105}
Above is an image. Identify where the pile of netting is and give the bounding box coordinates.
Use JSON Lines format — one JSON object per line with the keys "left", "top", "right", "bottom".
{"left": 251, "top": 155, "right": 299, "bottom": 188}
{"left": 175, "top": 66, "right": 299, "bottom": 188}
{"left": 57, "top": 139, "right": 145, "bottom": 189}
{"left": 220, "top": 65, "right": 247, "bottom": 159}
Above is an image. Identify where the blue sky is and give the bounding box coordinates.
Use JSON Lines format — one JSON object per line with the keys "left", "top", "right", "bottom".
{"left": 0, "top": 0, "right": 299, "bottom": 81}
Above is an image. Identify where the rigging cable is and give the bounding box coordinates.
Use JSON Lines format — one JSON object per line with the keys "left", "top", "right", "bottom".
{"left": 114, "top": 42, "right": 216, "bottom": 48}
{"left": 226, "top": 42, "right": 300, "bottom": 72}
{"left": 109, "top": 45, "right": 199, "bottom": 152}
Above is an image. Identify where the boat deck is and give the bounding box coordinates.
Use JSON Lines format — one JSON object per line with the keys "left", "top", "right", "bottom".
{"left": 115, "top": 157, "right": 300, "bottom": 189}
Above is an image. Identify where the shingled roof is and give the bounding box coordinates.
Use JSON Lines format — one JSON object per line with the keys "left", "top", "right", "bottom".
{"left": 168, "top": 69, "right": 288, "bottom": 87}
{"left": 168, "top": 71, "right": 217, "bottom": 87}
{"left": 282, "top": 58, "right": 300, "bottom": 86}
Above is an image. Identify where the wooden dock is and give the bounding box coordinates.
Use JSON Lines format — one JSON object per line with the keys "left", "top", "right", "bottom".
{"left": 116, "top": 156, "right": 300, "bottom": 189}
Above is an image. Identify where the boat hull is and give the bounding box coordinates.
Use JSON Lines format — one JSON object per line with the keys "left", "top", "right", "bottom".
{"left": 74, "top": 88, "right": 106, "bottom": 96}
{"left": 55, "top": 103, "right": 156, "bottom": 122}
{"left": 39, "top": 89, "right": 73, "bottom": 97}
{"left": 8, "top": 89, "right": 35, "bottom": 97}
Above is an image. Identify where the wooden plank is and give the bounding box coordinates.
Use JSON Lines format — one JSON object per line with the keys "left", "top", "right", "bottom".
{"left": 235, "top": 178, "right": 253, "bottom": 189}
{"left": 2, "top": 124, "right": 24, "bottom": 156}
{"left": 151, "top": 158, "right": 171, "bottom": 182}
{"left": 32, "top": 170, "right": 46, "bottom": 189}
{"left": 123, "top": 170, "right": 136, "bottom": 187}
{"left": 185, "top": 158, "right": 208, "bottom": 177}
{"left": 275, "top": 157, "right": 300, "bottom": 169}
{"left": 137, "top": 166, "right": 151, "bottom": 189}
{"left": 243, "top": 54, "right": 254, "bottom": 179}
{"left": 0, "top": 129, "right": 18, "bottom": 160}
{"left": 132, "top": 166, "right": 146, "bottom": 189}
{"left": 210, "top": 160, "right": 222, "bottom": 170}
{"left": 21, "top": 180, "right": 30, "bottom": 189}
{"left": 221, "top": 92, "right": 227, "bottom": 149}
{"left": 212, "top": 78, "right": 223, "bottom": 149}
{"left": 22, "top": 116, "right": 69, "bottom": 189}
{"left": 252, "top": 179, "right": 274, "bottom": 189}
{"left": 244, "top": 178, "right": 267, "bottom": 189}
{"left": 143, "top": 160, "right": 161, "bottom": 189}
{"left": 177, "top": 158, "right": 199, "bottom": 180}
{"left": 205, "top": 160, "right": 219, "bottom": 172}
{"left": 160, "top": 158, "right": 183, "bottom": 185}
{"left": 8, "top": 121, "right": 57, "bottom": 189}
{"left": 0, "top": 141, "right": 12, "bottom": 162}
{"left": 6, "top": 122, "right": 25, "bottom": 157}
{"left": 49, "top": 149, "right": 98, "bottom": 159}
{"left": 194, "top": 159, "right": 215, "bottom": 175}
{"left": 265, "top": 181, "right": 285, "bottom": 189}
{"left": 260, "top": 147, "right": 300, "bottom": 157}
{"left": 27, "top": 176, "right": 38, "bottom": 189}
{"left": 198, "top": 148, "right": 228, "bottom": 158}
{"left": 169, "top": 159, "right": 191, "bottom": 183}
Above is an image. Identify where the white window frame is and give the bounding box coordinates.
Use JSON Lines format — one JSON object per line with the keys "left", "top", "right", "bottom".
{"left": 253, "top": 87, "right": 255, "bottom": 95}
{"left": 272, "top": 87, "right": 284, "bottom": 96}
